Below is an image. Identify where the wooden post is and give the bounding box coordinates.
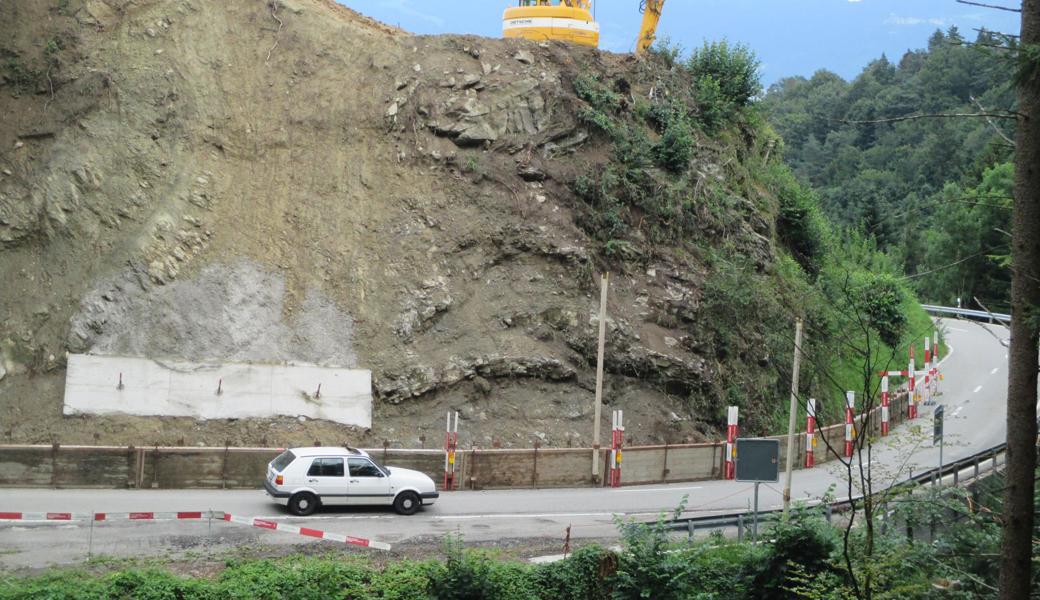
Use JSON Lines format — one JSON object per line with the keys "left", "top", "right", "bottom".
{"left": 591, "top": 273, "right": 609, "bottom": 481}
{"left": 783, "top": 319, "right": 804, "bottom": 512}
{"left": 127, "top": 445, "right": 136, "bottom": 488}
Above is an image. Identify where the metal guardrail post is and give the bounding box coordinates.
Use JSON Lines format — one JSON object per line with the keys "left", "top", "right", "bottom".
{"left": 974, "top": 456, "right": 980, "bottom": 479}
{"left": 737, "top": 514, "right": 744, "bottom": 542}
{"left": 687, "top": 520, "right": 694, "bottom": 541}
{"left": 825, "top": 505, "right": 832, "bottom": 524}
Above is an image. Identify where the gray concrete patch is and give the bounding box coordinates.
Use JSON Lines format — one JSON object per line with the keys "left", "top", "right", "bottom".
{"left": 68, "top": 260, "right": 357, "bottom": 367}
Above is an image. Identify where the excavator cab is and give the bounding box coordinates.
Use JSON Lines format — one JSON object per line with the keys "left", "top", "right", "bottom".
{"left": 502, "top": 0, "right": 600, "bottom": 48}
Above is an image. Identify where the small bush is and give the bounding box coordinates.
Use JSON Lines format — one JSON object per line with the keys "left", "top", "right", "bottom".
{"left": 856, "top": 273, "right": 909, "bottom": 348}
{"left": 574, "top": 74, "right": 623, "bottom": 113}
{"left": 654, "top": 118, "right": 695, "bottom": 173}
{"left": 686, "top": 40, "right": 762, "bottom": 108}
{"left": 532, "top": 546, "right": 616, "bottom": 600}
{"left": 771, "top": 164, "right": 829, "bottom": 276}
{"left": 692, "top": 75, "right": 732, "bottom": 132}
{"left": 752, "top": 505, "right": 840, "bottom": 600}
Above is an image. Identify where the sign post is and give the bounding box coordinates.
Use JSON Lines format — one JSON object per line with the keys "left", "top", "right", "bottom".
{"left": 735, "top": 438, "right": 780, "bottom": 540}
{"left": 934, "top": 405, "right": 944, "bottom": 484}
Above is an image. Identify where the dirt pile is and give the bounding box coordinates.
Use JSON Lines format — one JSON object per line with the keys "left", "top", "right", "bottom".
{"left": 0, "top": 0, "right": 788, "bottom": 449}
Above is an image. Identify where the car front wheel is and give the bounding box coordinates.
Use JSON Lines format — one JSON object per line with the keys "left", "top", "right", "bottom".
{"left": 288, "top": 492, "right": 319, "bottom": 516}
{"left": 393, "top": 491, "right": 421, "bottom": 515}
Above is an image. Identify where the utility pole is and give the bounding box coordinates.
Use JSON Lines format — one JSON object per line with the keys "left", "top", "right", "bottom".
{"left": 591, "top": 273, "right": 609, "bottom": 481}
{"left": 783, "top": 319, "right": 804, "bottom": 512}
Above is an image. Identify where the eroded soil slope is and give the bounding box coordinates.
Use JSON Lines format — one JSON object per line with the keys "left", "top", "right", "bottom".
{"left": 1, "top": 0, "right": 786, "bottom": 448}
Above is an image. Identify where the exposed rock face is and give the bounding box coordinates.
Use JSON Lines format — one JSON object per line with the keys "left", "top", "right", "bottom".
{"left": 67, "top": 261, "right": 358, "bottom": 367}
{"left": 376, "top": 355, "right": 576, "bottom": 404}
{"left": 0, "top": 0, "right": 788, "bottom": 447}
{"left": 421, "top": 75, "right": 558, "bottom": 148}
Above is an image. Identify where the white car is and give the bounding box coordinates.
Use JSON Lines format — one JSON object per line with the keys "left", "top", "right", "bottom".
{"left": 264, "top": 446, "right": 439, "bottom": 516}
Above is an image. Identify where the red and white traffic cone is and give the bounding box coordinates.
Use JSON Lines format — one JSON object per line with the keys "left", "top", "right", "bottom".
{"left": 443, "top": 411, "right": 458, "bottom": 490}
{"left": 881, "top": 375, "right": 890, "bottom": 436}
{"left": 725, "top": 406, "right": 738, "bottom": 480}
{"left": 844, "top": 391, "right": 855, "bottom": 458}
{"left": 805, "top": 399, "right": 816, "bottom": 468}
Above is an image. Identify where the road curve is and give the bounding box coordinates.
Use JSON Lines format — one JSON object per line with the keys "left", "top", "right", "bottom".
{"left": 0, "top": 319, "right": 1010, "bottom": 567}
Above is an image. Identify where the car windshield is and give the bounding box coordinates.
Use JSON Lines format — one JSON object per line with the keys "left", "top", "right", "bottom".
{"left": 271, "top": 450, "right": 296, "bottom": 472}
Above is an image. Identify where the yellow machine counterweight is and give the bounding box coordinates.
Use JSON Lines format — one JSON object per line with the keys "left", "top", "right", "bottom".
{"left": 502, "top": 1, "right": 600, "bottom": 48}
{"left": 501, "top": 1, "right": 667, "bottom": 54}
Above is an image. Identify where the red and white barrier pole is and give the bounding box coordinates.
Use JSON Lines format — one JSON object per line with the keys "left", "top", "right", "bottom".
{"left": 610, "top": 409, "right": 624, "bottom": 488}
{"left": 923, "top": 337, "right": 932, "bottom": 406}
{"left": 222, "top": 513, "right": 391, "bottom": 550}
{"left": 0, "top": 511, "right": 210, "bottom": 522}
{"left": 844, "top": 391, "right": 855, "bottom": 458}
{"left": 805, "top": 399, "right": 816, "bottom": 468}
{"left": 725, "top": 406, "right": 738, "bottom": 480}
{"left": 881, "top": 375, "right": 890, "bottom": 436}
{"left": 908, "top": 346, "right": 917, "bottom": 419}
{"left": 932, "top": 331, "right": 941, "bottom": 395}
{"left": 443, "top": 411, "right": 458, "bottom": 490}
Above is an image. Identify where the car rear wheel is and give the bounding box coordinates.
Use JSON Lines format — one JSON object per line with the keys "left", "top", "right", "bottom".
{"left": 289, "top": 492, "right": 319, "bottom": 516}
{"left": 393, "top": 491, "right": 421, "bottom": 515}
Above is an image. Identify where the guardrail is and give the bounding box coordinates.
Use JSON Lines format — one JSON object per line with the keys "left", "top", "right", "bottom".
{"left": 921, "top": 304, "right": 1010, "bottom": 324}
{"left": 662, "top": 442, "right": 1007, "bottom": 540}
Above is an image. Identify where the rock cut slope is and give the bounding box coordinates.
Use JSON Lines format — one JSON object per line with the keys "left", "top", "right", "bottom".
{"left": 0, "top": 0, "right": 803, "bottom": 448}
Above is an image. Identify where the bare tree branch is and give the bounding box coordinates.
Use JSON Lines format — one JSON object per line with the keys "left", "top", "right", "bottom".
{"left": 957, "top": 0, "right": 1022, "bottom": 13}
{"left": 898, "top": 250, "right": 996, "bottom": 281}
{"left": 974, "top": 26, "right": 1022, "bottom": 39}
{"left": 971, "top": 95, "right": 1018, "bottom": 147}
{"left": 841, "top": 111, "right": 1020, "bottom": 125}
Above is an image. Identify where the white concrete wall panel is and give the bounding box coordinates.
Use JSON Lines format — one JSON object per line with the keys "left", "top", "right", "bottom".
{"left": 63, "top": 354, "right": 372, "bottom": 427}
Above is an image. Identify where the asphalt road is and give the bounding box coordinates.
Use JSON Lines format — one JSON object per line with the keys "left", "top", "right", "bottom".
{"left": 0, "top": 319, "right": 1011, "bottom": 568}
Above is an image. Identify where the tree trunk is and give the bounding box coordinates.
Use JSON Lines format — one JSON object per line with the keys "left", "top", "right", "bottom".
{"left": 999, "top": 2, "right": 1040, "bottom": 598}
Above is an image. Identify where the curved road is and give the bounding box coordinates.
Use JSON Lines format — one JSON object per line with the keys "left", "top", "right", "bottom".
{"left": 0, "top": 319, "right": 1010, "bottom": 567}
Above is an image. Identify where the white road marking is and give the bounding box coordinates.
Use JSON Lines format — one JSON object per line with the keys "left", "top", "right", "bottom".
{"left": 953, "top": 407, "right": 964, "bottom": 417}
{"left": 946, "top": 327, "right": 969, "bottom": 332}
{"left": 252, "top": 511, "right": 664, "bottom": 522}
{"left": 973, "top": 386, "right": 983, "bottom": 393}
{"left": 613, "top": 486, "right": 703, "bottom": 494}
{"left": 991, "top": 368, "right": 999, "bottom": 375}
{"left": 433, "top": 512, "right": 623, "bottom": 521}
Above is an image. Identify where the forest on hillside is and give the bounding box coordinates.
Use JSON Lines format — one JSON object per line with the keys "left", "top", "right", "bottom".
{"left": 762, "top": 28, "right": 1017, "bottom": 311}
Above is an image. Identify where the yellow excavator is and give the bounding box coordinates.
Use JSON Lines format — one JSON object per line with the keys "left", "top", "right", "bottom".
{"left": 502, "top": 1, "right": 666, "bottom": 54}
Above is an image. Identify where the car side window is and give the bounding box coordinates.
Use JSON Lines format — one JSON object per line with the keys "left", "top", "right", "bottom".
{"left": 348, "top": 458, "right": 383, "bottom": 477}
{"left": 307, "top": 458, "right": 344, "bottom": 477}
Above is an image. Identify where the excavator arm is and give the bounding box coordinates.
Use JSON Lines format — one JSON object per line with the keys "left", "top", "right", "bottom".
{"left": 636, "top": 0, "right": 666, "bottom": 55}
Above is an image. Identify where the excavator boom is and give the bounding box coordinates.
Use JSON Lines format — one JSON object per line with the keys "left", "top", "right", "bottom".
{"left": 636, "top": 0, "right": 666, "bottom": 54}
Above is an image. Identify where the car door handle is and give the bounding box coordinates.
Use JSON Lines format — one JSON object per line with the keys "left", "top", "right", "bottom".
{"left": 308, "top": 479, "right": 318, "bottom": 483}
{"left": 350, "top": 479, "right": 360, "bottom": 484}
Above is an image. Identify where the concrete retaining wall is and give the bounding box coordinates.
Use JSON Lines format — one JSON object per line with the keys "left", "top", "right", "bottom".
{"left": 0, "top": 391, "right": 919, "bottom": 490}
{"left": 63, "top": 354, "right": 373, "bottom": 427}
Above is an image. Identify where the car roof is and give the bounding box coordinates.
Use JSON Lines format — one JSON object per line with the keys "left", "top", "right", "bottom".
{"left": 287, "top": 446, "right": 370, "bottom": 458}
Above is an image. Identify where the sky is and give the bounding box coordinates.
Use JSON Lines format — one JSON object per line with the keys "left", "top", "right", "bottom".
{"left": 337, "top": 0, "right": 1021, "bottom": 85}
